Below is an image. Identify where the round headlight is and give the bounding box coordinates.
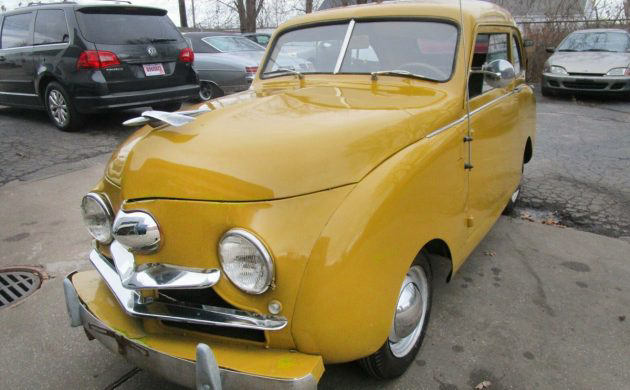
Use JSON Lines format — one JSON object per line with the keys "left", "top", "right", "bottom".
{"left": 81, "top": 193, "right": 113, "bottom": 243}
{"left": 218, "top": 229, "right": 273, "bottom": 295}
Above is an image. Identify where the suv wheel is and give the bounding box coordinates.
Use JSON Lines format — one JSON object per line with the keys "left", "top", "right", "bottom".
{"left": 45, "top": 82, "right": 84, "bottom": 132}
{"left": 152, "top": 102, "right": 182, "bottom": 112}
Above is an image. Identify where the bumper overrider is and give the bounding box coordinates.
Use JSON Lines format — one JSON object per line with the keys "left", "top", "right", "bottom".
{"left": 63, "top": 246, "right": 323, "bottom": 389}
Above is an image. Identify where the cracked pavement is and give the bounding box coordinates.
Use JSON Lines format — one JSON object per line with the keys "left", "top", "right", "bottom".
{"left": 519, "top": 92, "right": 630, "bottom": 239}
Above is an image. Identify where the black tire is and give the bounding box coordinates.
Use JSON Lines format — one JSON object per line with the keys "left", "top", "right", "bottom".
{"left": 359, "top": 253, "right": 432, "bottom": 379}
{"left": 152, "top": 101, "right": 182, "bottom": 112}
{"left": 198, "top": 81, "right": 223, "bottom": 102}
{"left": 44, "top": 82, "right": 84, "bottom": 132}
{"left": 503, "top": 163, "right": 524, "bottom": 215}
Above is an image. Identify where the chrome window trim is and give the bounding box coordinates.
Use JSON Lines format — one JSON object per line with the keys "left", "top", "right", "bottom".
{"left": 333, "top": 19, "right": 355, "bottom": 74}
{"left": 88, "top": 247, "right": 287, "bottom": 330}
{"left": 219, "top": 228, "right": 274, "bottom": 295}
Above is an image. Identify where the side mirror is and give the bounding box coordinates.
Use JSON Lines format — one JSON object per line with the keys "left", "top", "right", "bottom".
{"left": 480, "top": 59, "right": 516, "bottom": 89}
{"left": 524, "top": 39, "right": 534, "bottom": 47}
{"left": 546, "top": 47, "right": 555, "bottom": 53}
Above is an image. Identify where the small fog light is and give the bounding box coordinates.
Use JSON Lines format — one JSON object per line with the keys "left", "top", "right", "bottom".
{"left": 268, "top": 300, "right": 282, "bottom": 315}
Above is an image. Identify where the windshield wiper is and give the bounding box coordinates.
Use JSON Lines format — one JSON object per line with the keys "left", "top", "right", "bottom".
{"left": 558, "top": 49, "right": 577, "bottom": 52}
{"left": 263, "top": 67, "right": 304, "bottom": 79}
{"left": 370, "top": 70, "right": 434, "bottom": 82}
{"left": 585, "top": 48, "right": 615, "bottom": 52}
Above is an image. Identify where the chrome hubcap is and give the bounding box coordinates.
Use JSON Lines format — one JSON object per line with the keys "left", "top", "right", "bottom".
{"left": 388, "top": 265, "right": 429, "bottom": 358}
{"left": 48, "top": 90, "right": 69, "bottom": 126}
{"left": 199, "top": 82, "right": 213, "bottom": 101}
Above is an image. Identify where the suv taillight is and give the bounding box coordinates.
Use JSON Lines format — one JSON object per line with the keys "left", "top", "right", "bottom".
{"left": 245, "top": 66, "right": 258, "bottom": 75}
{"left": 179, "top": 48, "right": 194, "bottom": 63}
{"left": 77, "top": 50, "right": 120, "bottom": 69}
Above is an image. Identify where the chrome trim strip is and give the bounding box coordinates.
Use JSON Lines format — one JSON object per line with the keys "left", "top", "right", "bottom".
{"left": 334, "top": 20, "right": 355, "bottom": 74}
{"left": 0, "top": 91, "right": 38, "bottom": 97}
{"left": 425, "top": 115, "right": 466, "bottom": 139}
{"left": 110, "top": 240, "right": 220, "bottom": 290}
{"left": 89, "top": 248, "right": 287, "bottom": 330}
{"left": 64, "top": 279, "right": 315, "bottom": 389}
{"left": 426, "top": 90, "right": 518, "bottom": 139}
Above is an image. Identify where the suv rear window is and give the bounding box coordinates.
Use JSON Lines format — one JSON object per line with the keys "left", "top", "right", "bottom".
{"left": 76, "top": 8, "right": 181, "bottom": 45}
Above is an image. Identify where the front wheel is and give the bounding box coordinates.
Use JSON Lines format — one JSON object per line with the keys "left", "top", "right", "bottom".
{"left": 45, "top": 82, "right": 84, "bottom": 132}
{"left": 199, "top": 81, "right": 223, "bottom": 101}
{"left": 359, "top": 254, "right": 432, "bottom": 379}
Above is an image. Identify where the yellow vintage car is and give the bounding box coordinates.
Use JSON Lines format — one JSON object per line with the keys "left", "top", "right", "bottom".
{"left": 64, "top": 1, "right": 535, "bottom": 388}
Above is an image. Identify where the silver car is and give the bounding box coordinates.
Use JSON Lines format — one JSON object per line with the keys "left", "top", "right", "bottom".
{"left": 542, "top": 29, "right": 630, "bottom": 96}
{"left": 184, "top": 32, "right": 311, "bottom": 101}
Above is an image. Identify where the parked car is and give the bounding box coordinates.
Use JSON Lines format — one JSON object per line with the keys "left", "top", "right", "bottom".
{"left": 0, "top": 3, "right": 199, "bottom": 131}
{"left": 184, "top": 32, "right": 312, "bottom": 101}
{"left": 242, "top": 32, "right": 271, "bottom": 47}
{"left": 64, "top": 1, "right": 535, "bottom": 388}
{"left": 542, "top": 29, "right": 630, "bottom": 96}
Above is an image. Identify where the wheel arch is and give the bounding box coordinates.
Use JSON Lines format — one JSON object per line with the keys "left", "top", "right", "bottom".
{"left": 422, "top": 238, "right": 454, "bottom": 282}
{"left": 524, "top": 136, "right": 533, "bottom": 164}
{"left": 36, "top": 73, "right": 63, "bottom": 101}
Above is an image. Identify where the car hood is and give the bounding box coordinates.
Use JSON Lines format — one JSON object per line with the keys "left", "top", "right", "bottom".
{"left": 549, "top": 51, "right": 630, "bottom": 74}
{"left": 107, "top": 83, "right": 453, "bottom": 201}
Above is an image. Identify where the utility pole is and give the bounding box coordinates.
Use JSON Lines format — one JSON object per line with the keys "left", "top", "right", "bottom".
{"left": 178, "top": 0, "right": 188, "bottom": 28}
{"left": 191, "top": 0, "right": 197, "bottom": 29}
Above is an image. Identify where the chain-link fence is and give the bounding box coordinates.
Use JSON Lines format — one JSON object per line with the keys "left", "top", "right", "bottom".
{"left": 519, "top": 19, "right": 630, "bottom": 82}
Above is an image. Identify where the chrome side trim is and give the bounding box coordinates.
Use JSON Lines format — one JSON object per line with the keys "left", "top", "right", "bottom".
{"left": 110, "top": 240, "right": 220, "bottom": 290}
{"left": 425, "top": 115, "right": 466, "bottom": 139}
{"left": 334, "top": 20, "right": 355, "bottom": 74}
{"left": 425, "top": 89, "right": 519, "bottom": 139}
{"left": 89, "top": 248, "right": 287, "bottom": 330}
{"left": 64, "top": 280, "right": 315, "bottom": 389}
{"left": 0, "top": 91, "right": 38, "bottom": 97}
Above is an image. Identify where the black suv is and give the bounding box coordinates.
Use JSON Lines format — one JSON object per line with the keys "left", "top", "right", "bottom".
{"left": 0, "top": 3, "right": 199, "bottom": 131}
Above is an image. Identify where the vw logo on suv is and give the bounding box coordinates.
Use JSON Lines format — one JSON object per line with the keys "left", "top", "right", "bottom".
{"left": 147, "top": 46, "right": 158, "bottom": 57}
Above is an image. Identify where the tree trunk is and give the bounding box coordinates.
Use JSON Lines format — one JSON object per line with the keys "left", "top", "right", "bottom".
{"left": 305, "top": 0, "right": 313, "bottom": 13}
{"left": 178, "top": 0, "right": 188, "bottom": 28}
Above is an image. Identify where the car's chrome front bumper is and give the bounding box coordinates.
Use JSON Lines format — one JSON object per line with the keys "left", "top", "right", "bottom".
{"left": 542, "top": 73, "right": 630, "bottom": 93}
{"left": 63, "top": 270, "right": 322, "bottom": 389}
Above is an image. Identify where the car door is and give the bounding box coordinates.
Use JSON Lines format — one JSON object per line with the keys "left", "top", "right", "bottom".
{"left": 32, "top": 9, "right": 70, "bottom": 97}
{"left": 0, "top": 11, "right": 37, "bottom": 107}
{"left": 465, "top": 27, "right": 520, "bottom": 241}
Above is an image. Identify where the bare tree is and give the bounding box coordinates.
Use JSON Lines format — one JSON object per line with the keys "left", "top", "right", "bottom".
{"left": 305, "top": 0, "right": 313, "bottom": 13}
{"left": 178, "top": 0, "right": 189, "bottom": 28}
{"left": 234, "top": 0, "right": 264, "bottom": 32}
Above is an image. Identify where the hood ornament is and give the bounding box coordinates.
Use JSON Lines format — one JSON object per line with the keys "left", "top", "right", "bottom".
{"left": 122, "top": 104, "right": 212, "bottom": 128}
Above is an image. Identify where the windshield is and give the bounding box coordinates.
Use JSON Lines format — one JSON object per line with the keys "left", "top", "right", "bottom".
{"left": 262, "top": 20, "right": 458, "bottom": 82}
{"left": 202, "top": 36, "right": 264, "bottom": 52}
{"left": 557, "top": 31, "right": 630, "bottom": 52}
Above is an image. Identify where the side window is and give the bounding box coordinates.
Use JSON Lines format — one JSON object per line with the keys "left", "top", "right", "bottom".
{"left": 511, "top": 34, "right": 523, "bottom": 75}
{"left": 0, "top": 12, "right": 33, "bottom": 49}
{"left": 256, "top": 35, "right": 269, "bottom": 46}
{"left": 469, "top": 33, "right": 509, "bottom": 99}
{"left": 34, "top": 10, "right": 68, "bottom": 45}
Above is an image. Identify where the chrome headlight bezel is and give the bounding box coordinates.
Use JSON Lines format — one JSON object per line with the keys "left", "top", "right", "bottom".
{"left": 218, "top": 228, "right": 274, "bottom": 295}
{"left": 81, "top": 192, "right": 113, "bottom": 244}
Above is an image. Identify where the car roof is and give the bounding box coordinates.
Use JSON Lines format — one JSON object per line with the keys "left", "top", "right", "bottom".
{"left": 184, "top": 32, "right": 241, "bottom": 37}
{"left": 569, "top": 28, "right": 630, "bottom": 34}
{"left": 2, "top": 2, "right": 165, "bottom": 14}
{"left": 278, "top": 0, "right": 514, "bottom": 31}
